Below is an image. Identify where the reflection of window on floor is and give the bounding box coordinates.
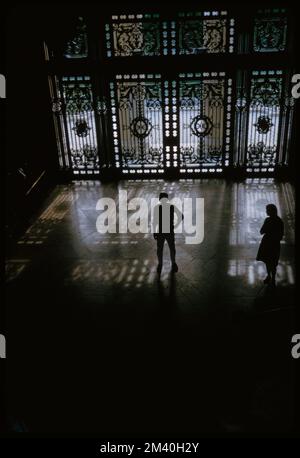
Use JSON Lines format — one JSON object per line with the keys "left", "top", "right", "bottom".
{"left": 68, "top": 259, "right": 156, "bottom": 288}
{"left": 281, "top": 182, "right": 295, "bottom": 244}
{"left": 5, "top": 260, "right": 30, "bottom": 282}
{"left": 230, "top": 179, "right": 286, "bottom": 246}
{"left": 17, "top": 189, "right": 77, "bottom": 246}
{"left": 228, "top": 260, "right": 295, "bottom": 286}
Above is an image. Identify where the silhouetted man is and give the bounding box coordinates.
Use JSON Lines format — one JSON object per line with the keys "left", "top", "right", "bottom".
{"left": 152, "top": 192, "right": 183, "bottom": 274}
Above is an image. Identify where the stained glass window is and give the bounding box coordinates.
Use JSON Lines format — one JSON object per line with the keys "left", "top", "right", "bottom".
{"left": 246, "top": 71, "right": 283, "bottom": 172}
{"left": 64, "top": 16, "right": 88, "bottom": 59}
{"left": 178, "top": 72, "right": 232, "bottom": 173}
{"left": 106, "top": 14, "right": 163, "bottom": 58}
{"left": 110, "top": 74, "right": 164, "bottom": 174}
{"left": 51, "top": 76, "right": 99, "bottom": 175}
{"left": 178, "top": 11, "right": 234, "bottom": 55}
{"left": 48, "top": 8, "right": 294, "bottom": 178}
{"left": 253, "top": 9, "right": 287, "bottom": 52}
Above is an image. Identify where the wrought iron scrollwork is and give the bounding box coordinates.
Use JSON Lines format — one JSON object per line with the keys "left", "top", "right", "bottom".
{"left": 247, "top": 142, "right": 276, "bottom": 166}
{"left": 64, "top": 85, "right": 93, "bottom": 113}
{"left": 179, "top": 19, "right": 227, "bottom": 55}
{"left": 130, "top": 116, "right": 153, "bottom": 138}
{"left": 96, "top": 96, "right": 107, "bottom": 115}
{"left": 180, "top": 80, "right": 224, "bottom": 108}
{"left": 180, "top": 146, "right": 222, "bottom": 166}
{"left": 251, "top": 78, "right": 281, "bottom": 107}
{"left": 190, "top": 115, "right": 213, "bottom": 137}
{"left": 51, "top": 98, "right": 63, "bottom": 113}
{"left": 61, "top": 77, "right": 99, "bottom": 173}
{"left": 72, "top": 119, "right": 91, "bottom": 137}
{"left": 253, "top": 17, "right": 287, "bottom": 53}
{"left": 113, "top": 22, "right": 160, "bottom": 57}
{"left": 64, "top": 17, "right": 88, "bottom": 59}
{"left": 254, "top": 116, "right": 274, "bottom": 134}
{"left": 179, "top": 76, "right": 225, "bottom": 169}
{"left": 114, "top": 79, "right": 163, "bottom": 168}
{"left": 246, "top": 73, "right": 283, "bottom": 169}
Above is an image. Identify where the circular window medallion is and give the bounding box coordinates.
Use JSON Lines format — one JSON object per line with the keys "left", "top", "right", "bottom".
{"left": 73, "top": 119, "right": 91, "bottom": 137}
{"left": 130, "top": 116, "right": 152, "bottom": 138}
{"left": 190, "top": 115, "right": 213, "bottom": 137}
{"left": 254, "top": 116, "right": 274, "bottom": 134}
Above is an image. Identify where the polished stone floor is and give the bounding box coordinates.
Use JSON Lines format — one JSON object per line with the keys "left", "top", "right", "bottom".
{"left": 6, "top": 178, "right": 296, "bottom": 434}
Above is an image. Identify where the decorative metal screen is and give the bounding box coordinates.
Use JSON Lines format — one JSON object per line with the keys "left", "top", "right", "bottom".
{"left": 105, "top": 14, "right": 167, "bottom": 57}
{"left": 47, "top": 8, "right": 295, "bottom": 178}
{"left": 177, "top": 11, "right": 234, "bottom": 55}
{"left": 234, "top": 69, "right": 293, "bottom": 172}
{"left": 110, "top": 74, "right": 165, "bottom": 174}
{"left": 246, "top": 71, "right": 283, "bottom": 172}
{"left": 51, "top": 76, "right": 99, "bottom": 175}
{"left": 178, "top": 73, "right": 232, "bottom": 173}
{"left": 64, "top": 16, "right": 88, "bottom": 58}
{"left": 253, "top": 9, "right": 287, "bottom": 52}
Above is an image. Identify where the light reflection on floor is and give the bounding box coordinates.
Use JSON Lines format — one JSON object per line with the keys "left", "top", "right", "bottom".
{"left": 65, "top": 258, "right": 172, "bottom": 289}
{"left": 230, "top": 179, "right": 295, "bottom": 246}
{"left": 5, "top": 179, "right": 296, "bottom": 435}
{"left": 7, "top": 178, "right": 295, "bottom": 296}
{"left": 17, "top": 187, "right": 79, "bottom": 246}
{"left": 5, "top": 259, "right": 30, "bottom": 282}
{"left": 228, "top": 260, "right": 295, "bottom": 286}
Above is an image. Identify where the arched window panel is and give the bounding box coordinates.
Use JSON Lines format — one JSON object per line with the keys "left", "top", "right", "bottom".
{"left": 253, "top": 8, "right": 287, "bottom": 53}
{"left": 110, "top": 74, "right": 165, "bottom": 175}
{"left": 105, "top": 13, "right": 165, "bottom": 58}
{"left": 177, "top": 11, "right": 235, "bottom": 55}
{"left": 178, "top": 72, "right": 232, "bottom": 174}
{"left": 63, "top": 16, "right": 89, "bottom": 59}
{"left": 51, "top": 76, "right": 99, "bottom": 175}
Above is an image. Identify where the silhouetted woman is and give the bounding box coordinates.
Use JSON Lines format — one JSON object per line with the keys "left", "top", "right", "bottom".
{"left": 256, "top": 204, "right": 284, "bottom": 287}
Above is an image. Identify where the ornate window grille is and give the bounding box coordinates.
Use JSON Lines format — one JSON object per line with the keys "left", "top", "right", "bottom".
{"left": 234, "top": 70, "right": 293, "bottom": 173}
{"left": 178, "top": 72, "right": 232, "bottom": 174}
{"left": 50, "top": 76, "right": 100, "bottom": 175}
{"left": 177, "top": 10, "right": 235, "bottom": 55}
{"left": 46, "top": 6, "right": 294, "bottom": 178}
{"left": 64, "top": 16, "right": 89, "bottom": 59}
{"left": 105, "top": 13, "right": 166, "bottom": 58}
{"left": 110, "top": 74, "right": 165, "bottom": 175}
{"left": 253, "top": 8, "right": 287, "bottom": 53}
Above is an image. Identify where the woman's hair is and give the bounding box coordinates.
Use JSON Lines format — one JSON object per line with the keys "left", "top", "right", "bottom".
{"left": 266, "top": 204, "right": 278, "bottom": 216}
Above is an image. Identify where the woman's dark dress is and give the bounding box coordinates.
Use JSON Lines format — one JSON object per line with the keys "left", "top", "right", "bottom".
{"left": 256, "top": 216, "right": 284, "bottom": 267}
